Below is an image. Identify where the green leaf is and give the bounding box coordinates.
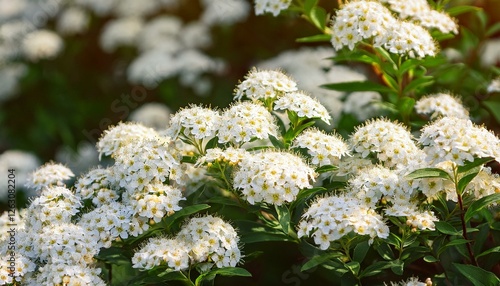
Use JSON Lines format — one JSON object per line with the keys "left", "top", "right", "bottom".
{"left": 423, "top": 255, "right": 439, "bottom": 262}
{"left": 236, "top": 220, "right": 293, "bottom": 244}
{"left": 385, "top": 233, "right": 402, "bottom": 247}
{"left": 315, "top": 165, "right": 338, "bottom": 174}
{"left": 464, "top": 193, "right": 500, "bottom": 222}
{"left": 374, "top": 240, "right": 395, "bottom": 260}
{"left": 434, "top": 221, "right": 461, "bottom": 236}
{"left": 397, "top": 97, "right": 415, "bottom": 116}
{"left": 457, "top": 172, "right": 480, "bottom": 195}
{"left": 399, "top": 58, "right": 422, "bottom": 75}
{"left": 446, "top": 5, "right": 482, "bottom": 16}
{"left": 359, "top": 261, "right": 393, "bottom": 278}
{"left": 301, "top": 252, "right": 343, "bottom": 272}
{"left": 486, "top": 22, "right": 500, "bottom": 37}
{"left": 296, "top": 34, "right": 331, "bottom": 43}
{"left": 477, "top": 245, "right": 500, "bottom": 259}
{"left": 163, "top": 204, "right": 211, "bottom": 230}
{"left": 483, "top": 101, "right": 500, "bottom": 124}
{"left": 309, "top": 6, "right": 327, "bottom": 31}
{"left": 195, "top": 267, "right": 251, "bottom": 285}
{"left": 353, "top": 240, "right": 370, "bottom": 263}
{"left": 128, "top": 268, "right": 189, "bottom": 286}
{"left": 268, "top": 134, "right": 285, "bottom": 149}
{"left": 453, "top": 263, "right": 500, "bottom": 286}
{"left": 390, "top": 259, "right": 404, "bottom": 275}
{"left": 275, "top": 205, "right": 291, "bottom": 234}
{"left": 303, "top": 0, "right": 318, "bottom": 14}
{"left": 403, "top": 76, "right": 434, "bottom": 94}
{"left": 290, "top": 187, "right": 327, "bottom": 211}
{"left": 95, "top": 247, "right": 131, "bottom": 265}
{"left": 346, "top": 261, "right": 360, "bottom": 276}
{"left": 331, "top": 50, "right": 380, "bottom": 65}
{"left": 457, "top": 157, "right": 495, "bottom": 174}
{"left": 405, "top": 168, "right": 452, "bottom": 180}
{"left": 321, "top": 81, "right": 393, "bottom": 93}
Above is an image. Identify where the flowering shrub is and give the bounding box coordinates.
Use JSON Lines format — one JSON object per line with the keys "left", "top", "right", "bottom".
{"left": 1, "top": 0, "right": 500, "bottom": 285}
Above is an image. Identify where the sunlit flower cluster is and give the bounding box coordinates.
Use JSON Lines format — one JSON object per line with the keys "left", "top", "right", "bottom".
{"left": 419, "top": 116, "right": 500, "bottom": 166}
{"left": 233, "top": 151, "right": 316, "bottom": 205}
{"left": 25, "top": 162, "right": 74, "bottom": 191}
{"left": 349, "top": 118, "right": 424, "bottom": 168}
{"left": 415, "top": 92, "right": 469, "bottom": 119}
{"left": 167, "top": 105, "right": 221, "bottom": 141}
{"left": 293, "top": 129, "right": 350, "bottom": 166}
{"left": 96, "top": 122, "right": 159, "bottom": 158}
{"left": 274, "top": 91, "right": 331, "bottom": 124}
{"left": 330, "top": 0, "right": 437, "bottom": 57}
{"left": 133, "top": 215, "right": 242, "bottom": 270}
{"left": 298, "top": 194, "right": 390, "bottom": 249}
{"left": 218, "top": 101, "right": 278, "bottom": 145}
{"left": 234, "top": 68, "right": 298, "bottom": 101}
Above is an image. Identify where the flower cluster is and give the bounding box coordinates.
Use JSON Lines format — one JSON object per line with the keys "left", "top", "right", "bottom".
{"left": 233, "top": 151, "right": 316, "bottom": 205}
{"left": 167, "top": 105, "right": 221, "bottom": 141}
{"left": 254, "top": 0, "right": 292, "bottom": 16}
{"left": 274, "top": 91, "right": 331, "bottom": 124}
{"left": 292, "top": 129, "right": 350, "bottom": 166}
{"left": 297, "top": 194, "right": 390, "bottom": 249}
{"left": 330, "top": 0, "right": 437, "bottom": 58}
{"left": 234, "top": 68, "right": 297, "bottom": 101}
{"left": 415, "top": 92, "right": 469, "bottom": 119}
{"left": 132, "top": 215, "right": 242, "bottom": 270}
{"left": 25, "top": 162, "right": 74, "bottom": 191}
{"left": 419, "top": 116, "right": 500, "bottom": 166}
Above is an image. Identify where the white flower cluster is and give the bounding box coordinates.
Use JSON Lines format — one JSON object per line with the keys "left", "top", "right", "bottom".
{"left": 419, "top": 116, "right": 500, "bottom": 166}
{"left": 21, "top": 29, "right": 64, "bottom": 62}
{"left": 218, "top": 101, "right": 278, "bottom": 145}
{"left": 330, "top": 1, "right": 437, "bottom": 58}
{"left": 234, "top": 68, "right": 298, "bottom": 101}
{"left": 350, "top": 118, "right": 424, "bottom": 168}
{"left": 377, "top": 0, "right": 458, "bottom": 34}
{"left": 0, "top": 150, "right": 40, "bottom": 200}
{"left": 293, "top": 129, "right": 350, "bottom": 166}
{"left": 97, "top": 122, "right": 159, "bottom": 158}
{"left": 25, "top": 162, "right": 74, "bottom": 192}
{"left": 257, "top": 47, "right": 383, "bottom": 125}
{"left": 415, "top": 93, "right": 469, "bottom": 119}
{"left": 274, "top": 91, "right": 331, "bottom": 124}
{"left": 487, "top": 76, "right": 500, "bottom": 93}
{"left": 298, "top": 194, "right": 390, "bottom": 249}
{"left": 129, "top": 102, "right": 172, "bottom": 130}
{"left": 233, "top": 151, "right": 316, "bottom": 205}
{"left": 132, "top": 215, "right": 242, "bottom": 270}
{"left": 254, "top": 0, "right": 292, "bottom": 16}
{"left": 385, "top": 277, "right": 432, "bottom": 286}
{"left": 167, "top": 105, "right": 221, "bottom": 141}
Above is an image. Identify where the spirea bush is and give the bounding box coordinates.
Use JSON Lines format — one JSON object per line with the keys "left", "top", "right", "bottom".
{"left": 1, "top": 0, "right": 500, "bottom": 285}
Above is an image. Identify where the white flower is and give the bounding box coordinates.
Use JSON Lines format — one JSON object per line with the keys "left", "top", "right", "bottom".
{"left": 56, "top": 7, "right": 90, "bottom": 35}
{"left": 293, "top": 129, "right": 349, "bottom": 166}
{"left": 234, "top": 68, "right": 298, "bottom": 101}
{"left": 96, "top": 122, "right": 159, "bottom": 158}
{"left": 415, "top": 93, "right": 469, "bottom": 119}
{"left": 274, "top": 91, "right": 332, "bottom": 124}
{"left": 218, "top": 101, "right": 278, "bottom": 145}
{"left": 233, "top": 151, "right": 316, "bottom": 205}
{"left": 31, "top": 263, "right": 106, "bottom": 286}
{"left": 254, "top": 0, "right": 292, "bottom": 16}
{"left": 129, "top": 102, "right": 172, "bottom": 130}
{"left": 487, "top": 77, "right": 500, "bottom": 93}
{"left": 25, "top": 162, "right": 74, "bottom": 191}
{"left": 22, "top": 29, "right": 64, "bottom": 62}
{"left": 200, "top": 0, "right": 250, "bottom": 25}
{"left": 166, "top": 105, "right": 221, "bottom": 141}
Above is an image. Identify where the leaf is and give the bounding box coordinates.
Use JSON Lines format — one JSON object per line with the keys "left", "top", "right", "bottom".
{"left": 434, "top": 221, "right": 461, "bottom": 236}
{"left": 477, "top": 246, "right": 500, "bottom": 259}
{"left": 390, "top": 259, "right": 404, "bottom": 275}
{"left": 399, "top": 58, "right": 422, "bottom": 75}
{"left": 452, "top": 263, "right": 500, "bottom": 286}
{"left": 483, "top": 101, "right": 500, "bottom": 125}
{"left": 405, "top": 168, "right": 452, "bottom": 180}
{"left": 423, "top": 255, "right": 439, "bottom": 262}
{"left": 296, "top": 34, "right": 331, "bottom": 43}
{"left": 290, "top": 187, "right": 327, "bottom": 211}
{"left": 331, "top": 50, "right": 380, "bottom": 65}
{"left": 236, "top": 220, "right": 292, "bottom": 244}
{"left": 397, "top": 97, "right": 415, "bottom": 116}
{"left": 195, "top": 267, "right": 251, "bottom": 285}
{"left": 457, "top": 172, "right": 479, "bottom": 195}
{"left": 128, "top": 268, "right": 188, "bottom": 286}
{"left": 275, "top": 205, "right": 291, "bottom": 234}
{"left": 346, "top": 261, "right": 360, "bottom": 276}
{"left": 374, "top": 241, "right": 395, "bottom": 260}
{"left": 268, "top": 134, "right": 285, "bottom": 149}
{"left": 464, "top": 193, "right": 500, "bottom": 222}
{"left": 486, "top": 22, "right": 500, "bottom": 37}
{"left": 309, "top": 6, "right": 327, "bottom": 31}
{"left": 359, "top": 261, "right": 393, "bottom": 278}
{"left": 457, "top": 157, "right": 495, "bottom": 174}
{"left": 403, "top": 76, "right": 434, "bottom": 94}
{"left": 95, "top": 247, "right": 131, "bottom": 265}
{"left": 162, "top": 204, "right": 211, "bottom": 230}
{"left": 321, "top": 81, "right": 393, "bottom": 93}
{"left": 303, "top": 0, "right": 318, "bottom": 14}
{"left": 353, "top": 240, "right": 370, "bottom": 263}
{"left": 301, "top": 252, "right": 343, "bottom": 272}
{"left": 446, "top": 5, "right": 482, "bottom": 16}
{"left": 315, "top": 165, "right": 338, "bottom": 174}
